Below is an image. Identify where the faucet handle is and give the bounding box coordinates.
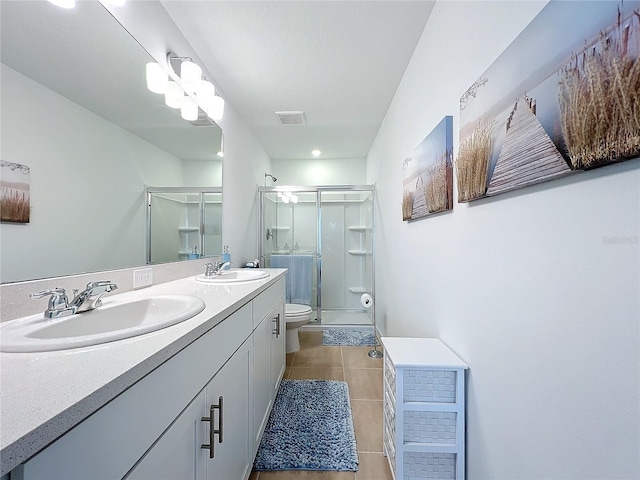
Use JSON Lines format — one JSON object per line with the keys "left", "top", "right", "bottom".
{"left": 85, "top": 281, "right": 118, "bottom": 292}
{"left": 30, "top": 288, "right": 76, "bottom": 319}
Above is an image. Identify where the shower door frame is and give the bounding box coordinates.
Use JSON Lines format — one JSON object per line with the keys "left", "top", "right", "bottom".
{"left": 258, "top": 184, "right": 375, "bottom": 327}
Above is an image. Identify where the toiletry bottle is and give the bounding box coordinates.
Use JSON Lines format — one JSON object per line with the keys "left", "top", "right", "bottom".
{"left": 188, "top": 245, "right": 199, "bottom": 260}
{"left": 222, "top": 245, "right": 231, "bottom": 269}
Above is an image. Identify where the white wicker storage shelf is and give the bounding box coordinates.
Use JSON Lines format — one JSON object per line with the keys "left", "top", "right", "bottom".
{"left": 381, "top": 337, "right": 468, "bottom": 480}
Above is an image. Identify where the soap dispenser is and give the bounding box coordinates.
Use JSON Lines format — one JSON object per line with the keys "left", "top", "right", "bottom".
{"left": 221, "top": 245, "right": 231, "bottom": 269}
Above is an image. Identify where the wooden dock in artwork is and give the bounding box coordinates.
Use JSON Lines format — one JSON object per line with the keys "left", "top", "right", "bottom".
{"left": 487, "top": 96, "right": 572, "bottom": 196}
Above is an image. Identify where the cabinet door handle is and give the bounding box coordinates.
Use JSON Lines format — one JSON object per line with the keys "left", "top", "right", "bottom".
{"left": 272, "top": 313, "right": 281, "bottom": 337}
{"left": 201, "top": 396, "right": 223, "bottom": 459}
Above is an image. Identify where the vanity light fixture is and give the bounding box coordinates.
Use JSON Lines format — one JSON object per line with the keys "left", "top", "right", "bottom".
{"left": 165, "top": 52, "right": 225, "bottom": 122}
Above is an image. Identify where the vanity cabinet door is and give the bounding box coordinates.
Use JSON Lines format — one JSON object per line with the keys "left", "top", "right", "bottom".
{"left": 126, "top": 391, "right": 207, "bottom": 480}
{"left": 269, "top": 298, "right": 285, "bottom": 397}
{"left": 204, "top": 337, "right": 252, "bottom": 480}
{"left": 252, "top": 311, "right": 272, "bottom": 453}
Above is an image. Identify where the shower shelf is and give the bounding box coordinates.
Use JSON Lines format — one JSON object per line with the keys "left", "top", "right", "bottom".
{"left": 271, "top": 226, "right": 290, "bottom": 231}
{"left": 348, "top": 250, "right": 367, "bottom": 256}
{"left": 178, "top": 227, "right": 200, "bottom": 232}
{"left": 349, "top": 287, "right": 367, "bottom": 294}
{"left": 348, "top": 226, "right": 368, "bottom": 232}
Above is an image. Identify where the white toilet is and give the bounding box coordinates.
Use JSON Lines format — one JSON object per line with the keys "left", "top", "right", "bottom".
{"left": 285, "top": 303, "right": 313, "bottom": 353}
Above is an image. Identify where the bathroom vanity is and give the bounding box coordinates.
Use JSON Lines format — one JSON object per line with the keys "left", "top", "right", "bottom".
{"left": 0, "top": 270, "right": 286, "bottom": 480}
{"left": 381, "top": 337, "right": 468, "bottom": 480}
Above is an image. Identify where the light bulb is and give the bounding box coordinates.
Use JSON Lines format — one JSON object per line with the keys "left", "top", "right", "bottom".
{"left": 181, "top": 96, "right": 198, "bottom": 122}
{"left": 165, "top": 81, "right": 183, "bottom": 109}
{"left": 290, "top": 194, "right": 299, "bottom": 204}
{"left": 311, "top": 149, "right": 321, "bottom": 157}
{"left": 180, "top": 61, "right": 202, "bottom": 94}
{"left": 145, "top": 62, "right": 167, "bottom": 94}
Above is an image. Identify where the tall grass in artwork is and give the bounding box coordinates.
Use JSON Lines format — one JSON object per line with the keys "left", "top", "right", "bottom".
{"left": 1, "top": 187, "right": 30, "bottom": 223}
{"left": 455, "top": 118, "right": 495, "bottom": 202}
{"left": 402, "top": 191, "right": 413, "bottom": 221}
{"left": 424, "top": 152, "right": 450, "bottom": 213}
{"left": 558, "top": 8, "right": 640, "bottom": 169}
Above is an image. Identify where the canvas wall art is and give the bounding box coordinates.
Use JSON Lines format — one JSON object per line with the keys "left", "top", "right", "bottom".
{"left": 457, "top": 1, "right": 640, "bottom": 202}
{"left": 1, "top": 160, "right": 31, "bottom": 223}
{"left": 402, "top": 115, "right": 453, "bottom": 221}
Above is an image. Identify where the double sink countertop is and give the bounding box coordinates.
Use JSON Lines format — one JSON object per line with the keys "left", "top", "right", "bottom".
{"left": 0, "top": 269, "right": 287, "bottom": 476}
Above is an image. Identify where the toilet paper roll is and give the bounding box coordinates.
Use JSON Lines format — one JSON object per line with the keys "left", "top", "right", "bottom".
{"left": 360, "top": 293, "right": 373, "bottom": 309}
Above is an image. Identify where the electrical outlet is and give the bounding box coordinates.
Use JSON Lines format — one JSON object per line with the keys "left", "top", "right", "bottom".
{"left": 133, "top": 268, "right": 153, "bottom": 289}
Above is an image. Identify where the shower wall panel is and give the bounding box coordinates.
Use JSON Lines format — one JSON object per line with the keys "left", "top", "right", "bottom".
{"left": 321, "top": 204, "right": 346, "bottom": 308}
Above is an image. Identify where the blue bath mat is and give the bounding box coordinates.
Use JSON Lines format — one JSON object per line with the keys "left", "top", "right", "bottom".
{"left": 322, "top": 329, "right": 376, "bottom": 346}
{"left": 253, "top": 379, "right": 358, "bottom": 471}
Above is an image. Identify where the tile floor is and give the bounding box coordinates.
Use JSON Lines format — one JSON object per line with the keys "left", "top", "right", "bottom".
{"left": 249, "top": 331, "right": 392, "bottom": 480}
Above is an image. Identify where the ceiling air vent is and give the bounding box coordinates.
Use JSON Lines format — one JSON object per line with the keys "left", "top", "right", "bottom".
{"left": 275, "top": 111, "right": 306, "bottom": 126}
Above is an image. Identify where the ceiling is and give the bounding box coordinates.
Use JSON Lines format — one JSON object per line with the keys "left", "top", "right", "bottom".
{"left": 161, "top": 1, "right": 435, "bottom": 161}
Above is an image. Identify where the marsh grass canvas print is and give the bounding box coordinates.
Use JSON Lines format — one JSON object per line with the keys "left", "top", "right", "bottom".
{"left": 1, "top": 160, "right": 31, "bottom": 223}
{"left": 457, "top": 1, "right": 640, "bottom": 202}
{"left": 402, "top": 115, "right": 453, "bottom": 221}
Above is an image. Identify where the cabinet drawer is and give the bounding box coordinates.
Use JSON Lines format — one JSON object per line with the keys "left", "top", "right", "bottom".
{"left": 19, "top": 303, "right": 252, "bottom": 480}
{"left": 252, "top": 277, "right": 285, "bottom": 329}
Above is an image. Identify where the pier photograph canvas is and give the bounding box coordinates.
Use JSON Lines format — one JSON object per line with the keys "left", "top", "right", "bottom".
{"left": 402, "top": 115, "right": 453, "bottom": 221}
{"left": 456, "top": 1, "right": 640, "bottom": 203}
{"left": 1, "top": 160, "right": 30, "bottom": 224}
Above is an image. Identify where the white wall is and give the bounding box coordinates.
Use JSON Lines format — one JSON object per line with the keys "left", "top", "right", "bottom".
{"left": 368, "top": 1, "right": 640, "bottom": 479}
{"left": 271, "top": 157, "right": 366, "bottom": 186}
{"left": 106, "top": 2, "right": 271, "bottom": 265}
{"left": 0, "top": 65, "right": 184, "bottom": 282}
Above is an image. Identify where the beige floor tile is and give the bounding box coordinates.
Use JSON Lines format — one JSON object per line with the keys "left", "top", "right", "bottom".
{"left": 286, "top": 352, "right": 296, "bottom": 367}
{"left": 258, "top": 470, "right": 355, "bottom": 479}
{"left": 249, "top": 471, "right": 261, "bottom": 480}
{"left": 345, "top": 368, "right": 382, "bottom": 400}
{"left": 287, "top": 367, "right": 345, "bottom": 381}
{"left": 355, "top": 453, "right": 393, "bottom": 480}
{"left": 341, "top": 347, "right": 383, "bottom": 369}
{"left": 292, "top": 345, "right": 342, "bottom": 368}
{"left": 299, "top": 331, "right": 323, "bottom": 347}
{"left": 351, "top": 400, "right": 383, "bottom": 453}
{"left": 284, "top": 367, "right": 292, "bottom": 379}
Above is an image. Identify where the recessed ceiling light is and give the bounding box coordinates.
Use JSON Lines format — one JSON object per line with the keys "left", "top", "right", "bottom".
{"left": 311, "top": 149, "right": 321, "bottom": 157}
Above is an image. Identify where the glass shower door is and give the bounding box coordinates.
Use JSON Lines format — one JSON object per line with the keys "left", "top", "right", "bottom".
{"left": 319, "top": 189, "right": 374, "bottom": 325}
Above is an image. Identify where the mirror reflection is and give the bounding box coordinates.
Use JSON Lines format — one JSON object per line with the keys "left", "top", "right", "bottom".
{"left": 0, "top": 1, "right": 223, "bottom": 283}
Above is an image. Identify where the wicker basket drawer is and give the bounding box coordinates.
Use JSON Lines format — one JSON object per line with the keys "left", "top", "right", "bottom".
{"left": 403, "top": 452, "right": 456, "bottom": 480}
{"left": 403, "top": 411, "right": 457, "bottom": 445}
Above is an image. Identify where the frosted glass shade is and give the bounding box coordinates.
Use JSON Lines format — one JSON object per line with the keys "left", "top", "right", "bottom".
{"left": 181, "top": 96, "right": 198, "bottom": 122}
{"left": 146, "top": 62, "right": 168, "bottom": 94}
{"left": 180, "top": 61, "right": 202, "bottom": 93}
{"left": 206, "top": 96, "right": 225, "bottom": 121}
{"left": 165, "top": 81, "right": 183, "bottom": 109}
{"left": 197, "top": 80, "right": 216, "bottom": 101}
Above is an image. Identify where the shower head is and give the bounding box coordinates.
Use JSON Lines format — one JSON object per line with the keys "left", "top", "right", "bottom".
{"left": 265, "top": 173, "right": 277, "bottom": 184}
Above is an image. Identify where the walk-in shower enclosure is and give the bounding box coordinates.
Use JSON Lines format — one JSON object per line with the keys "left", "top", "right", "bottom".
{"left": 259, "top": 186, "right": 374, "bottom": 327}
{"left": 146, "top": 187, "right": 222, "bottom": 264}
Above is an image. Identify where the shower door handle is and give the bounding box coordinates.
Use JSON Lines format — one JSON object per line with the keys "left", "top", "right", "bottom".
{"left": 272, "top": 313, "right": 281, "bottom": 337}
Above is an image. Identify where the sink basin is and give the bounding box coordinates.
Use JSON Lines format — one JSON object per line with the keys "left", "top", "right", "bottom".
{"left": 0, "top": 295, "right": 206, "bottom": 353}
{"left": 195, "top": 269, "right": 270, "bottom": 284}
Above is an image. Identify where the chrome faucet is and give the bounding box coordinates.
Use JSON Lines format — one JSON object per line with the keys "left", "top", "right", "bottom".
{"left": 69, "top": 281, "right": 118, "bottom": 313}
{"left": 204, "top": 261, "right": 231, "bottom": 277}
{"left": 31, "top": 288, "right": 77, "bottom": 319}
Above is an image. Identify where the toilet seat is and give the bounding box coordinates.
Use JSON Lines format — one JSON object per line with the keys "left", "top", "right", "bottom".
{"left": 285, "top": 303, "right": 312, "bottom": 321}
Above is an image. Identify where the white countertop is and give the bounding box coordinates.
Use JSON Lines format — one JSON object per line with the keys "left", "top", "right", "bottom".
{"left": 381, "top": 337, "right": 468, "bottom": 369}
{"left": 0, "top": 269, "right": 286, "bottom": 476}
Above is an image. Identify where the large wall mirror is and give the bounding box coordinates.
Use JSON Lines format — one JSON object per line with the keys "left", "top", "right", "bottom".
{"left": 0, "top": 1, "right": 223, "bottom": 283}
